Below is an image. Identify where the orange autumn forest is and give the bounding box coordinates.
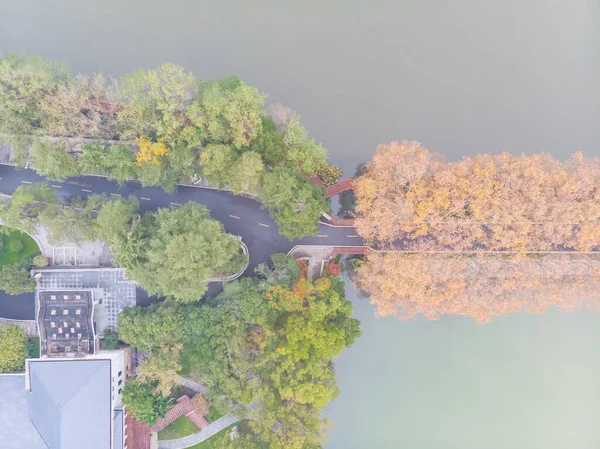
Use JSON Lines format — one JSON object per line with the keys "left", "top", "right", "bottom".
{"left": 352, "top": 141, "right": 600, "bottom": 323}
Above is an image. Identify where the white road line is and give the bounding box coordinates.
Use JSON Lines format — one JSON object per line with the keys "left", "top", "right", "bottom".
{"left": 170, "top": 202, "right": 182, "bottom": 206}
{"left": 229, "top": 215, "right": 240, "bottom": 219}
{"left": 51, "top": 185, "right": 62, "bottom": 189}
{"left": 81, "top": 189, "right": 92, "bottom": 192}
{"left": 140, "top": 197, "right": 151, "bottom": 201}
{"left": 347, "top": 235, "right": 359, "bottom": 238}
{"left": 110, "top": 193, "right": 121, "bottom": 197}
{"left": 258, "top": 223, "right": 269, "bottom": 227}
{"left": 20, "top": 180, "right": 32, "bottom": 184}
{"left": 317, "top": 234, "right": 328, "bottom": 238}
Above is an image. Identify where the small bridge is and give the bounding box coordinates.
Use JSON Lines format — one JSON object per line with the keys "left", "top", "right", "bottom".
{"left": 325, "top": 178, "right": 355, "bottom": 198}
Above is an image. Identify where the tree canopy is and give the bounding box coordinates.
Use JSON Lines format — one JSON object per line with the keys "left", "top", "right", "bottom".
{"left": 111, "top": 202, "right": 245, "bottom": 301}
{"left": 121, "top": 378, "right": 174, "bottom": 425}
{"left": 0, "top": 325, "right": 29, "bottom": 373}
{"left": 262, "top": 164, "right": 326, "bottom": 240}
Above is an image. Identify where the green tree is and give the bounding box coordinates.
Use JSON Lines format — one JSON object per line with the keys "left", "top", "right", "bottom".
{"left": 78, "top": 142, "right": 109, "bottom": 174}
{"left": 0, "top": 262, "right": 36, "bottom": 295}
{"left": 249, "top": 116, "right": 287, "bottom": 166}
{"left": 199, "top": 144, "right": 236, "bottom": 188}
{"left": 0, "top": 183, "right": 58, "bottom": 232}
{"left": 119, "top": 63, "right": 195, "bottom": 144}
{"left": 0, "top": 325, "right": 29, "bottom": 373}
{"left": 106, "top": 144, "right": 136, "bottom": 185}
{"left": 254, "top": 253, "right": 301, "bottom": 288}
{"left": 40, "top": 72, "right": 121, "bottom": 139}
{"left": 116, "top": 302, "right": 191, "bottom": 351}
{"left": 261, "top": 164, "right": 326, "bottom": 240}
{"left": 187, "top": 76, "right": 266, "bottom": 148}
{"left": 102, "top": 329, "right": 120, "bottom": 350}
{"left": 228, "top": 151, "right": 264, "bottom": 194}
{"left": 30, "top": 140, "right": 79, "bottom": 181}
{"left": 0, "top": 53, "right": 68, "bottom": 136}
{"left": 284, "top": 114, "right": 328, "bottom": 175}
{"left": 39, "top": 195, "right": 103, "bottom": 244}
{"left": 120, "top": 203, "right": 244, "bottom": 301}
{"left": 121, "top": 378, "right": 174, "bottom": 425}
{"left": 94, "top": 195, "right": 139, "bottom": 246}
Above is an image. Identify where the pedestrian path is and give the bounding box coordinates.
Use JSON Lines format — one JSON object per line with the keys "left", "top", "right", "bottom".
{"left": 157, "top": 415, "right": 239, "bottom": 449}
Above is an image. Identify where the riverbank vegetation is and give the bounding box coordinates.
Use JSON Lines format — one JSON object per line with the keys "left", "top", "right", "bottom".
{"left": 353, "top": 141, "right": 600, "bottom": 322}
{"left": 117, "top": 254, "right": 361, "bottom": 448}
{"left": 0, "top": 53, "right": 340, "bottom": 239}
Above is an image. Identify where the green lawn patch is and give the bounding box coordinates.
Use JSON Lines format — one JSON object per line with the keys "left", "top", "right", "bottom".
{"left": 28, "top": 337, "right": 40, "bottom": 358}
{"left": 157, "top": 416, "right": 198, "bottom": 440}
{"left": 187, "top": 422, "right": 238, "bottom": 449}
{"left": 0, "top": 227, "right": 40, "bottom": 267}
{"left": 205, "top": 405, "right": 223, "bottom": 423}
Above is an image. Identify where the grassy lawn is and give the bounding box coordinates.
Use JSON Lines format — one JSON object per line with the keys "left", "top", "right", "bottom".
{"left": 157, "top": 416, "right": 198, "bottom": 440}
{"left": 0, "top": 227, "right": 40, "bottom": 267}
{"left": 205, "top": 405, "right": 223, "bottom": 423}
{"left": 28, "top": 337, "right": 40, "bottom": 358}
{"left": 186, "top": 422, "right": 238, "bottom": 449}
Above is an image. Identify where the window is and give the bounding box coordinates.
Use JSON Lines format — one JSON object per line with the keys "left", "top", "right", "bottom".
{"left": 118, "top": 388, "right": 122, "bottom": 394}
{"left": 118, "top": 371, "right": 122, "bottom": 377}
{"left": 118, "top": 379, "right": 122, "bottom": 386}
{"left": 71, "top": 328, "right": 75, "bottom": 333}
{"left": 65, "top": 334, "right": 70, "bottom": 339}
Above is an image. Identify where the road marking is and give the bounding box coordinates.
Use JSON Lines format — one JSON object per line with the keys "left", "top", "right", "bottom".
{"left": 229, "top": 214, "right": 240, "bottom": 219}
{"left": 110, "top": 193, "right": 121, "bottom": 197}
{"left": 51, "top": 185, "right": 62, "bottom": 189}
{"left": 20, "top": 180, "right": 32, "bottom": 184}
{"left": 140, "top": 197, "right": 151, "bottom": 201}
{"left": 81, "top": 189, "right": 92, "bottom": 192}
{"left": 317, "top": 234, "right": 328, "bottom": 238}
{"left": 258, "top": 223, "right": 269, "bottom": 227}
{"left": 170, "top": 202, "right": 181, "bottom": 206}
{"left": 347, "top": 235, "right": 359, "bottom": 238}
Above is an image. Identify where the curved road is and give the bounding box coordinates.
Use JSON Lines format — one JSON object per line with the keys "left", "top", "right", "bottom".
{"left": 0, "top": 164, "right": 363, "bottom": 319}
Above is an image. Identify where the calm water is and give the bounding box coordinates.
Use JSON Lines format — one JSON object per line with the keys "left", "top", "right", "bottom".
{"left": 1, "top": 1, "right": 599, "bottom": 447}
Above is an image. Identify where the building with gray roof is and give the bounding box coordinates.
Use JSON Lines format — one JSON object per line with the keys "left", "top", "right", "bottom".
{"left": 29, "top": 359, "right": 112, "bottom": 449}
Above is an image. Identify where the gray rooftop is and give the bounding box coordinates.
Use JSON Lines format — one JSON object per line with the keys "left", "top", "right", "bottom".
{"left": 37, "top": 291, "right": 93, "bottom": 357}
{"left": 0, "top": 375, "right": 48, "bottom": 449}
{"left": 34, "top": 268, "right": 137, "bottom": 330}
{"left": 113, "top": 409, "right": 124, "bottom": 449}
{"left": 29, "top": 359, "right": 111, "bottom": 449}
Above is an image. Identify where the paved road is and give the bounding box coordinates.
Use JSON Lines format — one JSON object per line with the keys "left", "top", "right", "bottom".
{"left": 0, "top": 164, "right": 364, "bottom": 319}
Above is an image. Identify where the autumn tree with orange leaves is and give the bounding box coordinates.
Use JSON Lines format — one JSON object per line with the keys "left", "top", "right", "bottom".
{"left": 355, "top": 141, "right": 600, "bottom": 252}
{"left": 354, "top": 141, "right": 600, "bottom": 322}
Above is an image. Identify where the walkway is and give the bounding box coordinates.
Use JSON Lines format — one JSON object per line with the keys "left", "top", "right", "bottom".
{"left": 325, "top": 178, "right": 355, "bottom": 198}
{"left": 157, "top": 416, "right": 239, "bottom": 449}
{"left": 177, "top": 376, "right": 209, "bottom": 395}
{"left": 151, "top": 395, "right": 208, "bottom": 432}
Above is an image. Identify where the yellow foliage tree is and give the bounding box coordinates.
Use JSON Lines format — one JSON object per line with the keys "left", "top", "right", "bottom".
{"left": 135, "top": 137, "right": 170, "bottom": 167}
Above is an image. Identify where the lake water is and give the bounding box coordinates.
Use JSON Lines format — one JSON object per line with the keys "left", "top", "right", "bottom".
{"left": 1, "top": 1, "right": 599, "bottom": 447}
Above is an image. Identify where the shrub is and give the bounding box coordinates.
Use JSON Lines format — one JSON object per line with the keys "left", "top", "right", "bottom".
{"left": 33, "top": 255, "right": 49, "bottom": 268}
{"left": 9, "top": 238, "right": 23, "bottom": 253}
{"left": 102, "top": 329, "right": 120, "bottom": 350}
